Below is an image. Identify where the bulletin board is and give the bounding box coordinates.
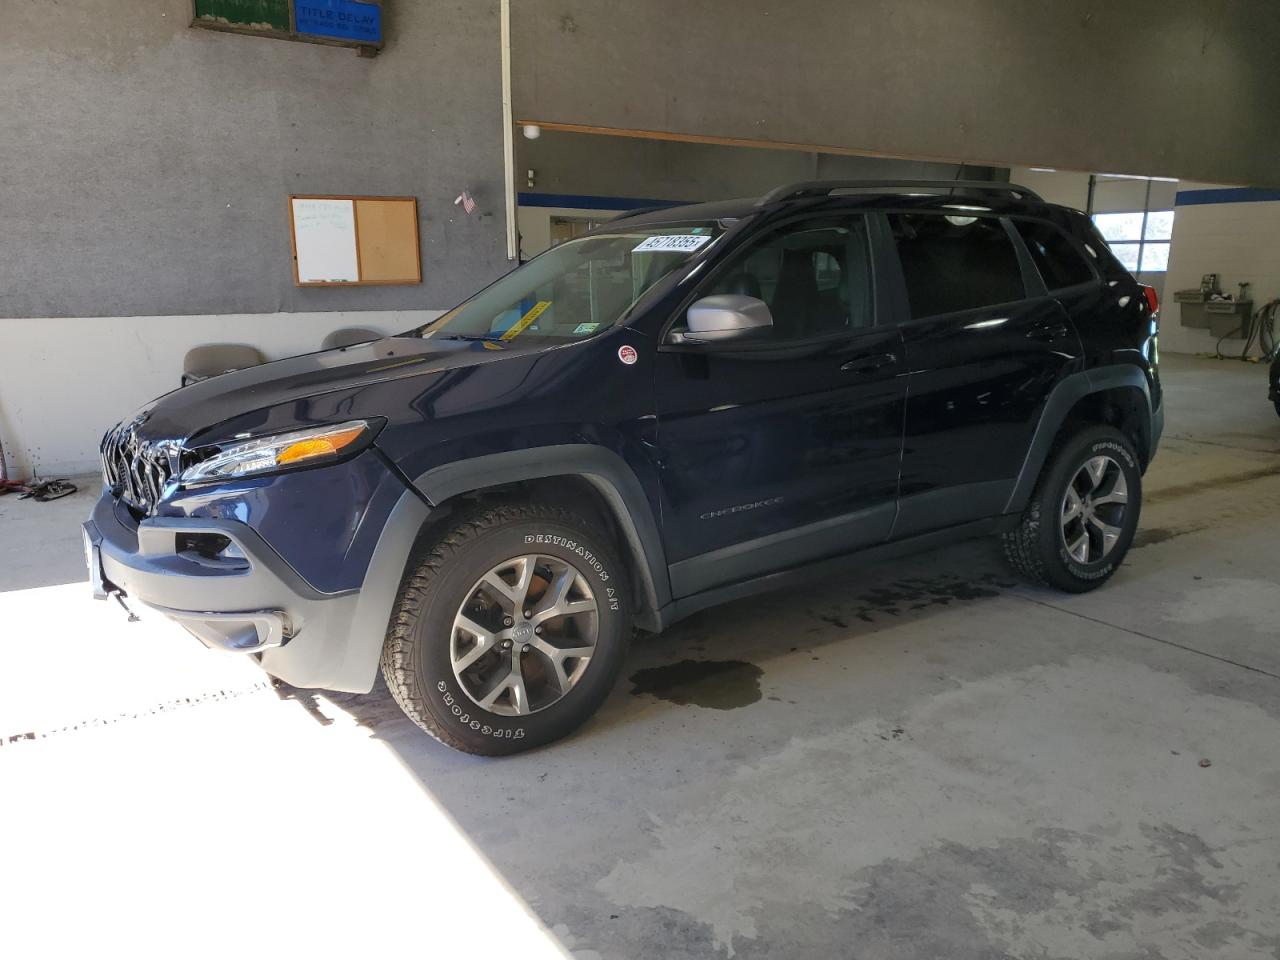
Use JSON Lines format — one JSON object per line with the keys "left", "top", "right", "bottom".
{"left": 288, "top": 195, "right": 422, "bottom": 286}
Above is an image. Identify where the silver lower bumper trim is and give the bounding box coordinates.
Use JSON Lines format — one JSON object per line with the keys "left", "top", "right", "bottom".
{"left": 144, "top": 604, "right": 289, "bottom": 653}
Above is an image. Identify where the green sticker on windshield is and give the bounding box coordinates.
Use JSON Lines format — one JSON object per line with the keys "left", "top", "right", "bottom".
{"left": 573, "top": 322, "right": 600, "bottom": 334}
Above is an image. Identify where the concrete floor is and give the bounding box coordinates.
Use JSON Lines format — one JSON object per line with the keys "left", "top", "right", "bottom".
{"left": 2, "top": 353, "right": 1279, "bottom": 959}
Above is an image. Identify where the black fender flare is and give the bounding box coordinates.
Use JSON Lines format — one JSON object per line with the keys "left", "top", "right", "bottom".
{"left": 1004, "top": 365, "right": 1155, "bottom": 514}
{"left": 411, "top": 445, "right": 671, "bottom": 630}
{"left": 324, "top": 445, "right": 668, "bottom": 694}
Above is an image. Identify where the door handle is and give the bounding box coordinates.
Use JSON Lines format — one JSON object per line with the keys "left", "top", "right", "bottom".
{"left": 840, "top": 352, "right": 898, "bottom": 375}
{"left": 1026, "top": 323, "right": 1069, "bottom": 341}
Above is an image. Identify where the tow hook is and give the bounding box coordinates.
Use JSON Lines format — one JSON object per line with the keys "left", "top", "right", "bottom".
{"left": 110, "top": 590, "right": 141, "bottom": 623}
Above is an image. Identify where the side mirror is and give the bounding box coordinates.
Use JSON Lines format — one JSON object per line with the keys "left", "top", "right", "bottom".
{"left": 683, "top": 295, "right": 773, "bottom": 344}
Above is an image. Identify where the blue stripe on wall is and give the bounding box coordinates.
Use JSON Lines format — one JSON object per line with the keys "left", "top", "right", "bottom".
{"left": 517, "top": 191, "right": 690, "bottom": 211}
{"left": 1175, "top": 187, "right": 1280, "bottom": 206}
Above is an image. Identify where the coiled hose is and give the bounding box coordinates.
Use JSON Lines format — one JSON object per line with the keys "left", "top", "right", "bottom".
{"left": 1216, "top": 298, "right": 1279, "bottom": 361}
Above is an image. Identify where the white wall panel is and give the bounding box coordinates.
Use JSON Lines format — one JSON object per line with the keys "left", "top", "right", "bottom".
{"left": 1159, "top": 197, "right": 1280, "bottom": 358}
{"left": 0, "top": 311, "right": 439, "bottom": 478}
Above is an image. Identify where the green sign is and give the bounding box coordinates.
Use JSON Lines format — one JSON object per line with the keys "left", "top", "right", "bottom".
{"left": 193, "top": 0, "right": 290, "bottom": 34}
{"left": 191, "top": 0, "right": 383, "bottom": 49}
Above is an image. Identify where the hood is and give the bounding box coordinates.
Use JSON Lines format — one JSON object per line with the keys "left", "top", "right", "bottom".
{"left": 133, "top": 336, "right": 534, "bottom": 445}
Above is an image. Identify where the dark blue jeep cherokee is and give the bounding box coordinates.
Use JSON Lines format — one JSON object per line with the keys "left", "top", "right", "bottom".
{"left": 85, "top": 180, "right": 1162, "bottom": 754}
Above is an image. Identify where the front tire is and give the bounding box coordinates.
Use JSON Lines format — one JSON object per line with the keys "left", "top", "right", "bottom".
{"left": 380, "top": 502, "right": 631, "bottom": 755}
{"left": 1002, "top": 426, "right": 1142, "bottom": 593}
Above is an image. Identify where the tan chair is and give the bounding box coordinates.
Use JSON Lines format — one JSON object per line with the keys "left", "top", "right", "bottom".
{"left": 181, "top": 344, "right": 266, "bottom": 387}
{"left": 322, "top": 327, "right": 383, "bottom": 350}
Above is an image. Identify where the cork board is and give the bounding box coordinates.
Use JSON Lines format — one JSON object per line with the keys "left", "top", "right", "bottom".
{"left": 289, "top": 195, "right": 421, "bottom": 286}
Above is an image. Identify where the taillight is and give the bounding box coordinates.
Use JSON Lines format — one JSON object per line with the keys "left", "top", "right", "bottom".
{"left": 1140, "top": 284, "right": 1159, "bottom": 314}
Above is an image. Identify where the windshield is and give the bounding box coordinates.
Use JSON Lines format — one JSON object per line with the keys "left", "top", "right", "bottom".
{"left": 418, "top": 222, "right": 725, "bottom": 342}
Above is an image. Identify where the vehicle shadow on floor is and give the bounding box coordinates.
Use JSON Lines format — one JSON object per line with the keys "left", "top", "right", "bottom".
{"left": 276, "top": 534, "right": 1024, "bottom": 750}
{"left": 266, "top": 532, "right": 1186, "bottom": 959}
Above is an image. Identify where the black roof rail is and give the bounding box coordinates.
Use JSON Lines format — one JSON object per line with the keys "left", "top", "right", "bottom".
{"left": 756, "top": 179, "right": 1043, "bottom": 206}
{"left": 606, "top": 205, "right": 673, "bottom": 223}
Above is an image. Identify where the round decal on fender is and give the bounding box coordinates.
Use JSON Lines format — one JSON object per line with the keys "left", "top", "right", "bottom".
{"left": 617, "top": 344, "right": 638, "bottom": 366}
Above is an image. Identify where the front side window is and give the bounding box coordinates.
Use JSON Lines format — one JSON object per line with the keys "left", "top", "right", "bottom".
{"left": 1013, "top": 219, "right": 1096, "bottom": 290}
{"left": 697, "top": 216, "right": 873, "bottom": 341}
{"left": 890, "top": 214, "right": 1025, "bottom": 319}
{"left": 419, "top": 222, "right": 725, "bottom": 342}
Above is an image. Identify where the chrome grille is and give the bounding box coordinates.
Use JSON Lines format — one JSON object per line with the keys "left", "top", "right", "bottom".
{"left": 101, "top": 415, "right": 174, "bottom": 513}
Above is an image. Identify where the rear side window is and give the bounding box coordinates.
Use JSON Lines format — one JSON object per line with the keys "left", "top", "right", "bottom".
{"left": 1013, "top": 220, "right": 1095, "bottom": 289}
{"left": 890, "top": 214, "right": 1025, "bottom": 319}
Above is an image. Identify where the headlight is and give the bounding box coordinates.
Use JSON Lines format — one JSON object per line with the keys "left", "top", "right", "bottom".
{"left": 178, "top": 420, "right": 376, "bottom": 485}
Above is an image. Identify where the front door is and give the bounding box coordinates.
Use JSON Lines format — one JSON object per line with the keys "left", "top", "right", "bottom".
{"left": 654, "top": 214, "right": 907, "bottom": 598}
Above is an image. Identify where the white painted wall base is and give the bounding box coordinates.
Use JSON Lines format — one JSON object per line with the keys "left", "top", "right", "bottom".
{"left": 0, "top": 310, "right": 442, "bottom": 479}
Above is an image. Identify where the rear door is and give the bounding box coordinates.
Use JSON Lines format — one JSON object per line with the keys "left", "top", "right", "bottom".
{"left": 654, "top": 213, "right": 906, "bottom": 597}
{"left": 886, "top": 211, "right": 1083, "bottom": 539}
{"left": 1011, "top": 215, "right": 1126, "bottom": 370}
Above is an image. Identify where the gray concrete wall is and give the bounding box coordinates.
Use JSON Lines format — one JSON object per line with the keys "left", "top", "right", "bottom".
{"left": 0, "top": 0, "right": 510, "bottom": 319}
{"left": 518, "top": 131, "right": 1002, "bottom": 203}
{"left": 513, "top": 0, "right": 1280, "bottom": 188}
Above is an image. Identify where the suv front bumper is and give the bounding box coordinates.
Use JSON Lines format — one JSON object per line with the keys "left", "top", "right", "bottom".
{"left": 83, "top": 491, "right": 358, "bottom": 664}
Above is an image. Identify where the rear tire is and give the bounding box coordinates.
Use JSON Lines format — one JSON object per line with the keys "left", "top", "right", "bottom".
{"left": 380, "top": 502, "right": 631, "bottom": 755}
{"left": 1002, "top": 426, "right": 1142, "bottom": 593}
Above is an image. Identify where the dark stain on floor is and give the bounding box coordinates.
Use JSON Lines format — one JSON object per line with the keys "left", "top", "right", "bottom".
{"left": 1147, "top": 463, "right": 1280, "bottom": 503}
{"left": 629, "top": 659, "right": 764, "bottom": 710}
{"left": 819, "top": 573, "right": 1012, "bottom": 626}
{"left": 1132, "top": 525, "right": 1203, "bottom": 548}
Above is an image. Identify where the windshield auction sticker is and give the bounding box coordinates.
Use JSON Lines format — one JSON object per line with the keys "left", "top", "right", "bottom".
{"left": 500, "top": 300, "right": 552, "bottom": 341}
{"left": 632, "top": 235, "right": 712, "bottom": 254}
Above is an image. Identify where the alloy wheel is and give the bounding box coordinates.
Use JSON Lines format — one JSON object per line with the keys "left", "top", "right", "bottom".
{"left": 1059, "top": 454, "right": 1128, "bottom": 564}
{"left": 450, "top": 555, "right": 599, "bottom": 715}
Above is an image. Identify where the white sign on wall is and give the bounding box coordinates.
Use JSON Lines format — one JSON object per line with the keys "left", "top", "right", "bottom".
{"left": 291, "top": 198, "right": 360, "bottom": 283}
